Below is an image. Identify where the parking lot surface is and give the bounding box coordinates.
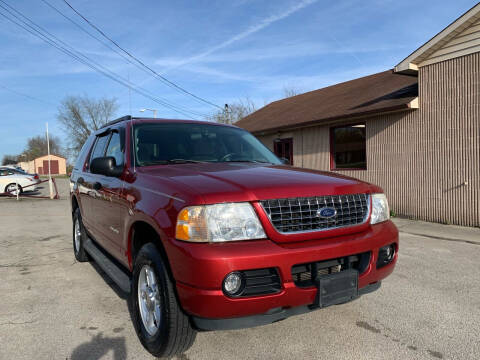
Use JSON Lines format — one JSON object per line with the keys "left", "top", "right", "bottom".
{"left": 1, "top": 179, "right": 479, "bottom": 360}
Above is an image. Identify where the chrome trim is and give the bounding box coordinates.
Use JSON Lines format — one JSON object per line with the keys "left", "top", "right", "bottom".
{"left": 260, "top": 194, "right": 371, "bottom": 235}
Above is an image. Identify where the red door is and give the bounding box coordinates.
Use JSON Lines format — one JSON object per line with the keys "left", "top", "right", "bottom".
{"left": 43, "top": 160, "right": 59, "bottom": 174}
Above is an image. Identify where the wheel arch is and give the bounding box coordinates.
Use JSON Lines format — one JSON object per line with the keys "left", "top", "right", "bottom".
{"left": 5, "top": 182, "right": 22, "bottom": 193}
{"left": 71, "top": 195, "right": 79, "bottom": 215}
{"left": 128, "top": 220, "right": 174, "bottom": 281}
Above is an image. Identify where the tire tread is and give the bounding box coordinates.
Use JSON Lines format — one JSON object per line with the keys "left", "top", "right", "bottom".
{"left": 132, "top": 243, "right": 196, "bottom": 357}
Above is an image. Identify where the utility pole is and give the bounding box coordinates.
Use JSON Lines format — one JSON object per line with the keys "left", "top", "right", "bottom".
{"left": 224, "top": 104, "right": 231, "bottom": 124}
{"left": 46, "top": 122, "right": 53, "bottom": 199}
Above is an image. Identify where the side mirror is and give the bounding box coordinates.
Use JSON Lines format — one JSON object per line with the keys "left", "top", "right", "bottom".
{"left": 90, "top": 157, "right": 123, "bottom": 177}
{"left": 280, "top": 157, "right": 290, "bottom": 165}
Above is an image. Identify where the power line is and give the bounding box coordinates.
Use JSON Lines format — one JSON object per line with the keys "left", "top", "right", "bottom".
{"left": 0, "top": 1, "right": 207, "bottom": 119}
{"left": 39, "top": 0, "right": 150, "bottom": 77}
{"left": 62, "top": 0, "right": 223, "bottom": 110}
{"left": 0, "top": 0, "right": 207, "bottom": 118}
{"left": 0, "top": 83, "right": 54, "bottom": 105}
{"left": 0, "top": 7, "right": 198, "bottom": 118}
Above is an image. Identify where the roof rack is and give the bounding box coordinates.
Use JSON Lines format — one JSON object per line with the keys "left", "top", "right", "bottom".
{"left": 100, "top": 115, "right": 132, "bottom": 129}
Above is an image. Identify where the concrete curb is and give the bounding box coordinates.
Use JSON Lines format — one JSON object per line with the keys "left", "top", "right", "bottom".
{"left": 392, "top": 218, "right": 480, "bottom": 245}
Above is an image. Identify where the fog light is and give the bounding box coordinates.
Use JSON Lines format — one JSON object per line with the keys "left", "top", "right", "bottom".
{"left": 223, "top": 272, "right": 244, "bottom": 296}
{"left": 377, "top": 244, "right": 396, "bottom": 268}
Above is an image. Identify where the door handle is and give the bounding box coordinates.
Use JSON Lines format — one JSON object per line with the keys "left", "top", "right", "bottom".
{"left": 93, "top": 182, "right": 102, "bottom": 191}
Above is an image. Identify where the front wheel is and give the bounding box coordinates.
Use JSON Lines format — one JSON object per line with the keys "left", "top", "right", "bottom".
{"left": 73, "top": 208, "right": 89, "bottom": 262}
{"left": 131, "top": 243, "right": 196, "bottom": 357}
{"left": 5, "top": 183, "right": 22, "bottom": 196}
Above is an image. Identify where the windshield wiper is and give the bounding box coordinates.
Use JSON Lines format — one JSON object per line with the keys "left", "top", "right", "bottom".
{"left": 166, "top": 159, "right": 206, "bottom": 164}
{"left": 223, "top": 160, "right": 273, "bottom": 164}
{"left": 139, "top": 160, "right": 169, "bottom": 166}
{"left": 139, "top": 159, "right": 207, "bottom": 166}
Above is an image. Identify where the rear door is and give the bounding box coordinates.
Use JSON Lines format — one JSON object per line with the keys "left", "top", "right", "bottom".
{"left": 81, "top": 132, "right": 111, "bottom": 247}
{"left": 86, "top": 127, "right": 127, "bottom": 260}
{"left": 93, "top": 127, "right": 128, "bottom": 261}
{"left": 72, "top": 136, "right": 95, "bottom": 228}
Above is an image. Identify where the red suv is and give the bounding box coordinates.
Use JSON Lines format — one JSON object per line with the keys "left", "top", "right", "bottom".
{"left": 70, "top": 116, "right": 398, "bottom": 357}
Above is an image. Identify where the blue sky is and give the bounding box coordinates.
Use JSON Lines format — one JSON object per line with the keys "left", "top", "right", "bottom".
{"left": 0, "top": 0, "right": 477, "bottom": 161}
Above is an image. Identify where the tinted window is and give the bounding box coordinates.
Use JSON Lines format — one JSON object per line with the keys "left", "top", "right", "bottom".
{"left": 74, "top": 137, "right": 95, "bottom": 171}
{"left": 133, "top": 123, "right": 281, "bottom": 166}
{"left": 105, "top": 131, "right": 124, "bottom": 166}
{"left": 330, "top": 124, "right": 366, "bottom": 170}
{"left": 90, "top": 134, "right": 110, "bottom": 166}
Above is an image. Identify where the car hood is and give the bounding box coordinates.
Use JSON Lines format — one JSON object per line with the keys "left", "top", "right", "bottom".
{"left": 139, "top": 163, "right": 381, "bottom": 204}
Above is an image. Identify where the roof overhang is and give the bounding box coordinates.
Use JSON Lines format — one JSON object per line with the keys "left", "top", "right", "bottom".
{"left": 395, "top": 3, "right": 480, "bottom": 74}
{"left": 252, "top": 99, "right": 418, "bottom": 136}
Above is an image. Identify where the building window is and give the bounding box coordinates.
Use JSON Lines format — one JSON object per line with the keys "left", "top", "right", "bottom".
{"left": 274, "top": 138, "right": 293, "bottom": 165}
{"left": 330, "top": 124, "right": 366, "bottom": 170}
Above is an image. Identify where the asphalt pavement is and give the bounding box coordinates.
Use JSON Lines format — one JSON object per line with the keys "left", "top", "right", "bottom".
{"left": 0, "top": 179, "right": 479, "bottom": 360}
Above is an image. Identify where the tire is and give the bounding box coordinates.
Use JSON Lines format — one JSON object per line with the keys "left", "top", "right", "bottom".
{"left": 73, "top": 208, "right": 89, "bottom": 262}
{"left": 5, "top": 183, "right": 22, "bottom": 195}
{"left": 130, "top": 243, "right": 196, "bottom": 358}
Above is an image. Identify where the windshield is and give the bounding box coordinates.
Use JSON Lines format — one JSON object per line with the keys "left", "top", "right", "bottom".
{"left": 134, "top": 123, "right": 281, "bottom": 166}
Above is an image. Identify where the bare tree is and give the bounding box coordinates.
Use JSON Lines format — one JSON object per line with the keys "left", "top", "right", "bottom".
{"left": 57, "top": 95, "right": 118, "bottom": 155}
{"left": 282, "top": 86, "right": 301, "bottom": 98}
{"left": 2, "top": 155, "right": 18, "bottom": 166}
{"left": 24, "top": 135, "right": 62, "bottom": 160}
{"left": 208, "top": 98, "right": 257, "bottom": 124}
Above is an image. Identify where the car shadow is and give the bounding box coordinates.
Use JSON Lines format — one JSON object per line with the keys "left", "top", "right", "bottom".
{"left": 70, "top": 333, "right": 127, "bottom": 360}
{"left": 23, "top": 190, "right": 42, "bottom": 196}
{"left": 89, "top": 260, "right": 129, "bottom": 300}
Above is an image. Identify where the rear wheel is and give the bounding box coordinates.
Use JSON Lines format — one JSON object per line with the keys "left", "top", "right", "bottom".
{"left": 131, "top": 243, "right": 196, "bottom": 357}
{"left": 73, "top": 208, "right": 89, "bottom": 262}
{"left": 5, "top": 183, "right": 22, "bottom": 195}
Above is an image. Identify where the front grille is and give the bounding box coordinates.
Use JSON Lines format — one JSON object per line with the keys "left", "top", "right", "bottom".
{"left": 291, "top": 252, "right": 371, "bottom": 288}
{"left": 260, "top": 194, "right": 369, "bottom": 234}
{"left": 233, "top": 268, "right": 282, "bottom": 297}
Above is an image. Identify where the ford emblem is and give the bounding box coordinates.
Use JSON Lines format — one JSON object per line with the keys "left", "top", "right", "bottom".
{"left": 317, "top": 207, "right": 337, "bottom": 218}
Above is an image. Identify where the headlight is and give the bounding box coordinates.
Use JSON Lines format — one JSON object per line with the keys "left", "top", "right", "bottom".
{"left": 176, "top": 202, "right": 266, "bottom": 242}
{"left": 370, "top": 193, "right": 390, "bottom": 224}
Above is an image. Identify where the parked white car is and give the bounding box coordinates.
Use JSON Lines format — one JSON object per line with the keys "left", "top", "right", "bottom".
{"left": 0, "top": 167, "right": 37, "bottom": 195}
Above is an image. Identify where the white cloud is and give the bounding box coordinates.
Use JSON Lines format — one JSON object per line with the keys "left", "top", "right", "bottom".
{"left": 161, "top": 0, "right": 319, "bottom": 72}
{"left": 154, "top": 42, "right": 407, "bottom": 67}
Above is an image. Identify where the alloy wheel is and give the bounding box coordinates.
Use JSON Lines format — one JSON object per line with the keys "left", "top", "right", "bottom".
{"left": 138, "top": 265, "right": 162, "bottom": 336}
{"left": 74, "top": 219, "right": 81, "bottom": 253}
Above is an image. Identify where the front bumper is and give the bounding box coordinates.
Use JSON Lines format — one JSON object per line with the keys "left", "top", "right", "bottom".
{"left": 168, "top": 220, "right": 398, "bottom": 320}
{"left": 192, "top": 281, "right": 381, "bottom": 330}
